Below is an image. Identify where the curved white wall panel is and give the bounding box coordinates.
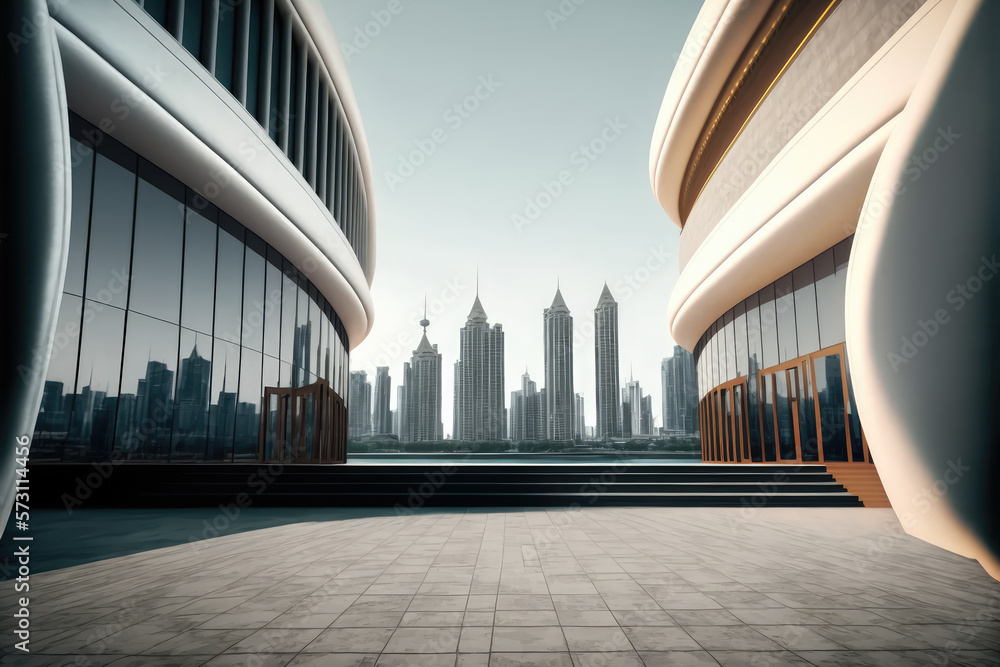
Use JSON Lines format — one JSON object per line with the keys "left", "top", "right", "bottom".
{"left": 667, "top": 0, "right": 952, "bottom": 349}
{"left": 846, "top": 0, "right": 999, "bottom": 579}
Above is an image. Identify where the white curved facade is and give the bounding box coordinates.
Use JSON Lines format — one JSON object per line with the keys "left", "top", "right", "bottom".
{"left": 651, "top": 0, "right": 999, "bottom": 578}
{"left": 24, "top": 0, "right": 376, "bottom": 464}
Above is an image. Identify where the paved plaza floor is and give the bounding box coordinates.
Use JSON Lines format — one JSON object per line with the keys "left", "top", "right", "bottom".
{"left": 2, "top": 507, "right": 999, "bottom": 666}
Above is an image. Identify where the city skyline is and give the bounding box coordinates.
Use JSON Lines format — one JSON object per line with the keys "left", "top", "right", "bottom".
{"left": 322, "top": 0, "right": 701, "bottom": 436}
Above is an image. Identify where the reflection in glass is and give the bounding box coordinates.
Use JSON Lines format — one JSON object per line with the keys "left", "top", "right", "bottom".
{"left": 115, "top": 312, "right": 178, "bottom": 460}
{"left": 280, "top": 266, "right": 297, "bottom": 363}
{"left": 86, "top": 149, "right": 136, "bottom": 309}
{"left": 268, "top": 4, "right": 283, "bottom": 142}
{"left": 760, "top": 374, "right": 776, "bottom": 462}
{"left": 181, "top": 198, "right": 217, "bottom": 334}
{"left": 734, "top": 301, "right": 748, "bottom": 377}
{"left": 209, "top": 339, "right": 240, "bottom": 460}
{"left": 66, "top": 135, "right": 94, "bottom": 296}
{"left": 758, "top": 285, "right": 778, "bottom": 368}
{"left": 775, "top": 274, "right": 797, "bottom": 363}
{"left": 130, "top": 160, "right": 184, "bottom": 323}
{"left": 793, "top": 262, "right": 820, "bottom": 355}
{"left": 794, "top": 365, "right": 818, "bottom": 462}
{"left": 68, "top": 302, "right": 125, "bottom": 461}
{"left": 844, "top": 353, "right": 865, "bottom": 462}
{"left": 774, "top": 371, "right": 795, "bottom": 460}
{"left": 34, "top": 295, "right": 84, "bottom": 459}
{"left": 310, "top": 288, "right": 322, "bottom": 378}
{"left": 247, "top": 0, "right": 262, "bottom": 120}
{"left": 215, "top": 217, "right": 245, "bottom": 344}
{"left": 294, "top": 282, "right": 311, "bottom": 387}
{"left": 242, "top": 234, "right": 266, "bottom": 352}
{"left": 172, "top": 329, "right": 213, "bottom": 460}
{"left": 723, "top": 309, "right": 734, "bottom": 383}
{"left": 263, "top": 251, "right": 282, "bottom": 357}
{"left": 235, "top": 349, "right": 262, "bottom": 459}
{"left": 814, "top": 353, "right": 848, "bottom": 461}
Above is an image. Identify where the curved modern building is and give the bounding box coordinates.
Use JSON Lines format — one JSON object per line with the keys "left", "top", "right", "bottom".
{"left": 651, "top": 0, "right": 999, "bottom": 577}
{"left": 5, "top": 0, "right": 375, "bottom": 495}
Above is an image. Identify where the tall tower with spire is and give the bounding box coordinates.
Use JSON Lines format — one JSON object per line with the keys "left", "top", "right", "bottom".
{"left": 543, "top": 284, "right": 574, "bottom": 441}
{"left": 594, "top": 283, "right": 622, "bottom": 439}
{"left": 454, "top": 284, "right": 505, "bottom": 441}
{"left": 402, "top": 299, "right": 443, "bottom": 442}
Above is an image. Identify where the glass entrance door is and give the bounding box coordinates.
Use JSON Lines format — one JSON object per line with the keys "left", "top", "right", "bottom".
{"left": 706, "top": 377, "right": 749, "bottom": 462}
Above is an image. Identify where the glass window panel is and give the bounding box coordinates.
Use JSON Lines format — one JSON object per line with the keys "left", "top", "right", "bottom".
{"left": 813, "top": 353, "right": 848, "bottom": 461}
{"left": 214, "top": 216, "right": 245, "bottom": 344}
{"left": 181, "top": 195, "right": 217, "bottom": 334}
{"left": 310, "top": 286, "right": 321, "bottom": 378}
{"left": 86, "top": 147, "right": 136, "bottom": 309}
{"left": 263, "top": 253, "right": 282, "bottom": 358}
{"left": 172, "top": 328, "right": 213, "bottom": 460}
{"left": 268, "top": 4, "right": 283, "bottom": 141}
{"left": 114, "top": 311, "right": 178, "bottom": 460}
{"left": 774, "top": 371, "right": 795, "bottom": 460}
{"left": 834, "top": 235, "right": 853, "bottom": 273}
{"left": 294, "top": 281, "right": 310, "bottom": 387}
{"left": 280, "top": 263, "right": 297, "bottom": 364}
{"left": 247, "top": 0, "right": 262, "bottom": 118}
{"left": 758, "top": 285, "right": 778, "bottom": 368}
{"left": 143, "top": 0, "right": 169, "bottom": 27}
{"left": 775, "top": 274, "right": 797, "bottom": 363}
{"left": 760, "top": 374, "right": 776, "bottom": 461}
{"left": 66, "top": 133, "right": 94, "bottom": 296}
{"left": 182, "top": 0, "right": 204, "bottom": 60}
{"left": 34, "top": 294, "right": 84, "bottom": 459}
{"left": 279, "top": 360, "right": 293, "bottom": 387}
{"left": 215, "top": 0, "right": 237, "bottom": 92}
{"left": 844, "top": 353, "right": 865, "bottom": 462}
{"left": 289, "top": 36, "right": 302, "bottom": 164}
{"left": 734, "top": 300, "right": 748, "bottom": 378}
{"left": 813, "top": 248, "right": 844, "bottom": 348}
{"left": 324, "top": 316, "right": 332, "bottom": 382}
{"left": 262, "top": 354, "right": 279, "bottom": 388}
{"left": 208, "top": 338, "right": 240, "bottom": 460}
{"left": 130, "top": 159, "right": 184, "bottom": 323}
{"left": 723, "top": 309, "right": 735, "bottom": 382}
{"left": 305, "top": 58, "right": 318, "bottom": 186}
{"left": 67, "top": 301, "right": 126, "bottom": 461}
{"left": 235, "top": 348, "right": 262, "bottom": 459}
{"left": 242, "top": 233, "right": 266, "bottom": 352}
{"left": 796, "top": 365, "right": 818, "bottom": 462}
{"left": 793, "top": 262, "right": 820, "bottom": 355}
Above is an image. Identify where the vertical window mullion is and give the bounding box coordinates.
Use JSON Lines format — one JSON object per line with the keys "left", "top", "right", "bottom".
{"left": 306, "top": 60, "right": 318, "bottom": 187}
{"left": 202, "top": 0, "right": 219, "bottom": 73}
{"left": 317, "top": 86, "right": 329, "bottom": 204}
{"left": 234, "top": 0, "right": 251, "bottom": 105}
{"left": 278, "top": 14, "right": 292, "bottom": 155}
{"left": 294, "top": 40, "right": 307, "bottom": 172}
{"left": 169, "top": 0, "right": 185, "bottom": 39}
{"left": 257, "top": 0, "right": 273, "bottom": 127}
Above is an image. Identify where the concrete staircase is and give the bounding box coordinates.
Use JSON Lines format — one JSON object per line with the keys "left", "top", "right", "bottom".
{"left": 32, "top": 462, "right": 866, "bottom": 508}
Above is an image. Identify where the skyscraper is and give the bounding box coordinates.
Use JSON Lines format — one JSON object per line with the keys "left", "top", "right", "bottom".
{"left": 402, "top": 309, "right": 443, "bottom": 442}
{"left": 574, "top": 393, "right": 586, "bottom": 440}
{"left": 543, "top": 287, "right": 574, "bottom": 441}
{"left": 622, "top": 375, "right": 644, "bottom": 438}
{"left": 348, "top": 371, "right": 372, "bottom": 439}
{"left": 661, "top": 345, "right": 698, "bottom": 434}
{"left": 372, "top": 366, "right": 392, "bottom": 435}
{"left": 454, "top": 292, "right": 505, "bottom": 442}
{"left": 510, "top": 370, "right": 542, "bottom": 443}
{"left": 594, "top": 283, "right": 622, "bottom": 440}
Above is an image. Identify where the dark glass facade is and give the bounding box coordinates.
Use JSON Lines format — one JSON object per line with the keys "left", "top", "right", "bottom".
{"left": 131, "top": 0, "right": 369, "bottom": 273}
{"left": 694, "top": 237, "right": 868, "bottom": 463}
{"left": 32, "top": 114, "right": 350, "bottom": 462}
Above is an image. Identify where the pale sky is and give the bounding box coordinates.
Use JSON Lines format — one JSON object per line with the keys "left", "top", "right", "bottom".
{"left": 321, "top": 0, "right": 703, "bottom": 435}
